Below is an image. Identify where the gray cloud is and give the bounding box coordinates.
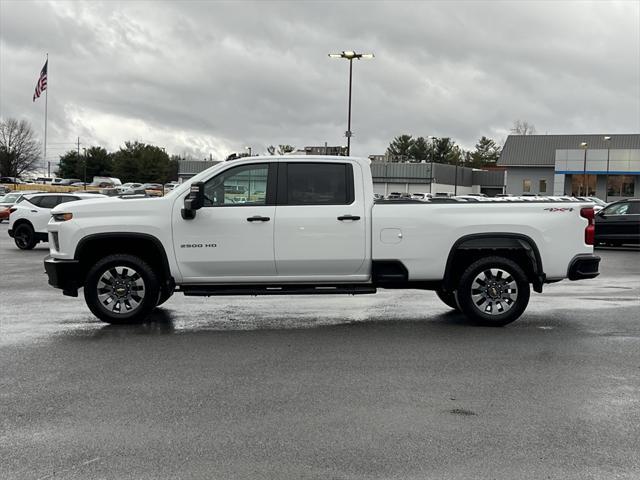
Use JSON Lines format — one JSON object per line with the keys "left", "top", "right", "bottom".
{"left": 0, "top": 0, "right": 638, "bottom": 168}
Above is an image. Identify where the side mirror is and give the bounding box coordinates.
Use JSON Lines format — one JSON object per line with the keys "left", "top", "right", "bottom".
{"left": 182, "top": 181, "right": 205, "bottom": 220}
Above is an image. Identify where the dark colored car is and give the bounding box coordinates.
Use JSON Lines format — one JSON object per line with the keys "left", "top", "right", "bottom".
{"left": 594, "top": 198, "right": 640, "bottom": 246}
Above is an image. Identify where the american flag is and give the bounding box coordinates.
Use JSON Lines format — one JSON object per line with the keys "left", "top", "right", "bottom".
{"left": 33, "top": 59, "right": 48, "bottom": 102}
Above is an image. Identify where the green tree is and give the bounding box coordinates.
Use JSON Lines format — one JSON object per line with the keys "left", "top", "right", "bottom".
{"left": 57, "top": 150, "right": 82, "bottom": 179}
{"left": 408, "top": 136, "right": 431, "bottom": 163}
{"left": 432, "top": 137, "right": 460, "bottom": 164}
{"left": 469, "top": 136, "right": 501, "bottom": 168}
{"left": 85, "top": 146, "right": 112, "bottom": 179}
{"left": 386, "top": 135, "right": 414, "bottom": 162}
{"left": 111, "top": 141, "right": 171, "bottom": 183}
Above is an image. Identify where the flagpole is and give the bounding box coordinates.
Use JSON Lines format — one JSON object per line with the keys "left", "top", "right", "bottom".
{"left": 43, "top": 53, "right": 48, "bottom": 176}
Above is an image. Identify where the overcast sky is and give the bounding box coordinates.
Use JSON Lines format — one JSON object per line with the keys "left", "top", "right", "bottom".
{"left": 1, "top": 0, "right": 639, "bottom": 164}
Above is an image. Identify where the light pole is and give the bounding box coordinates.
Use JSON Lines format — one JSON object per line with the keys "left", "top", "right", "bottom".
{"left": 580, "top": 142, "right": 588, "bottom": 196}
{"left": 82, "top": 147, "right": 87, "bottom": 189}
{"left": 604, "top": 136, "right": 611, "bottom": 202}
{"left": 328, "top": 51, "right": 374, "bottom": 156}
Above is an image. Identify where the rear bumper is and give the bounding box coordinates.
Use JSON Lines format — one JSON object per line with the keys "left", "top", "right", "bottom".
{"left": 44, "top": 255, "right": 80, "bottom": 297}
{"left": 567, "top": 254, "right": 600, "bottom": 281}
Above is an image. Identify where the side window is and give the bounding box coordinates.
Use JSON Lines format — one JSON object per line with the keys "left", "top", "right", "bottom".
{"left": 629, "top": 202, "right": 640, "bottom": 214}
{"left": 57, "top": 196, "right": 80, "bottom": 205}
{"left": 285, "top": 163, "right": 353, "bottom": 205}
{"left": 26, "top": 196, "right": 42, "bottom": 207}
{"left": 203, "top": 164, "right": 269, "bottom": 207}
{"left": 38, "top": 196, "right": 59, "bottom": 209}
{"left": 604, "top": 202, "right": 630, "bottom": 215}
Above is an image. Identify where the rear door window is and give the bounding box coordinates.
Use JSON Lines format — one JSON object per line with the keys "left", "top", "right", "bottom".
{"left": 282, "top": 163, "right": 354, "bottom": 205}
{"left": 38, "top": 196, "right": 60, "bottom": 209}
{"left": 57, "top": 196, "right": 80, "bottom": 205}
{"left": 26, "top": 196, "right": 43, "bottom": 207}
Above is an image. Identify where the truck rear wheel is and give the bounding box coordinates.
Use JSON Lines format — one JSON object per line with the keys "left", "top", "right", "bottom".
{"left": 436, "top": 289, "right": 459, "bottom": 311}
{"left": 456, "top": 256, "right": 530, "bottom": 327}
{"left": 84, "top": 254, "right": 160, "bottom": 324}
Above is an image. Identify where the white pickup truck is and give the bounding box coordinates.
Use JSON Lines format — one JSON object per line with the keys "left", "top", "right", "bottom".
{"left": 44, "top": 156, "right": 600, "bottom": 327}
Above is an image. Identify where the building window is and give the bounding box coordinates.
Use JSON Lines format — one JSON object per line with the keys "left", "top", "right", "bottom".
{"left": 571, "top": 175, "right": 596, "bottom": 196}
{"left": 539, "top": 179, "right": 547, "bottom": 193}
{"left": 607, "top": 175, "right": 635, "bottom": 197}
{"left": 523, "top": 179, "right": 531, "bottom": 193}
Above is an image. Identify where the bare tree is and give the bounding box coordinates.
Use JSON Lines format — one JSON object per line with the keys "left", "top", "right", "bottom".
{"left": 510, "top": 120, "right": 537, "bottom": 135}
{"left": 266, "top": 145, "right": 276, "bottom": 155}
{"left": 0, "top": 119, "right": 41, "bottom": 177}
{"left": 277, "top": 144, "right": 295, "bottom": 155}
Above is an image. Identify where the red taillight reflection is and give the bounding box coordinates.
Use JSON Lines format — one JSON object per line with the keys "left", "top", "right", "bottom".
{"left": 580, "top": 207, "right": 595, "bottom": 245}
{"left": 8, "top": 207, "right": 17, "bottom": 214}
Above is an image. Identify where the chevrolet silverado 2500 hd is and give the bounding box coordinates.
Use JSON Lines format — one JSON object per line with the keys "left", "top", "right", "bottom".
{"left": 44, "top": 156, "right": 600, "bottom": 326}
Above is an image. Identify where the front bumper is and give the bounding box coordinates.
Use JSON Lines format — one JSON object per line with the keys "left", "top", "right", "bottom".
{"left": 8, "top": 228, "right": 14, "bottom": 237}
{"left": 567, "top": 254, "right": 601, "bottom": 281}
{"left": 44, "top": 255, "right": 81, "bottom": 297}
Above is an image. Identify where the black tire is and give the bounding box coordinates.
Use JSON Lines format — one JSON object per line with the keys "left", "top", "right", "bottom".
{"left": 84, "top": 254, "right": 160, "bottom": 324}
{"left": 436, "top": 289, "right": 459, "bottom": 310}
{"left": 156, "top": 288, "right": 174, "bottom": 307}
{"left": 14, "top": 223, "right": 37, "bottom": 250}
{"left": 456, "top": 256, "right": 530, "bottom": 327}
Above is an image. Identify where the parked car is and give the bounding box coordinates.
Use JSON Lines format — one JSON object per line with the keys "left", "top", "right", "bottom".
{"left": 118, "top": 182, "right": 144, "bottom": 193}
{"left": 0, "top": 176, "right": 26, "bottom": 184}
{"left": 45, "top": 155, "right": 599, "bottom": 327}
{"left": 575, "top": 196, "right": 607, "bottom": 212}
{"left": 410, "top": 193, "right": 430, "bottom": 201}
{"left": 0, "top": 185, "right": 11, "bottom": 195}
{"left": 594, "top": 198, "right": 640, "bottom": 246}
{"left": 8, "top": 192, "right": 106, "bottom": 249}
{"left": 54, "top": 178, "right": 82, "bottom": 186}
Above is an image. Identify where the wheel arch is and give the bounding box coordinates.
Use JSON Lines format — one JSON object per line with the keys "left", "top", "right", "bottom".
{"left": 443, "top": 233, "right": 545, "bottom": 293}
{"left": 74, "top": 233, "right": 174, "bottom": 292}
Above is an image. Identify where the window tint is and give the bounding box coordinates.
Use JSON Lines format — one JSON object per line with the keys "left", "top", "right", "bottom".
{"left": 604, "top": 202, "right": 630, "bottom": 215}
{"left": 26, "top": 196, "right": 43, "bottom": 206}
{"left": 286, "top": 163, "right": 351, "bottom": 205}
{"left": 203, "top": 164, "right": 269, "bottom": 206}
{"left": 38, "top": 196, "right": 59, "bottom": 209}
{"left": 57, "top": 196, "right": 80, "bottom": 204}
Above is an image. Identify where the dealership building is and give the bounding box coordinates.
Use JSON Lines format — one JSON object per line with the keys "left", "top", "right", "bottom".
{"left": 498, "top": 134, "right": 640, "bottom": 201}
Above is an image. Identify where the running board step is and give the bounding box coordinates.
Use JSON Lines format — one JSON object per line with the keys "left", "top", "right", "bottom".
{"left": 181, "top": 285, "right": 377, "bottom": 296}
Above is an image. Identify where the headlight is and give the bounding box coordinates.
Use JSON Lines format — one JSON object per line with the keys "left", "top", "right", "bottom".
{"left": 52, "top": 212, "right": 73, "bottom": 221}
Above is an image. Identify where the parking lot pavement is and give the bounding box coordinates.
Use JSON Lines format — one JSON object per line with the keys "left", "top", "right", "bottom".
{"left": 1, "top": 222, "right": 639, "bottom": 479}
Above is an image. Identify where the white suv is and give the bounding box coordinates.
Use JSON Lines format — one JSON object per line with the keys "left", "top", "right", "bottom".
{"left": 8, "top": 193, "right": 105, "bottom": 250}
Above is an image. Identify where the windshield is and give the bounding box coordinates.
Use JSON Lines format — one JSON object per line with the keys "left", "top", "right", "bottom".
{"left": 1, "top": 193, "right": 21, "bottom": 203}
{"left": 588, "top": 197, "right": 607, "bottom": 206}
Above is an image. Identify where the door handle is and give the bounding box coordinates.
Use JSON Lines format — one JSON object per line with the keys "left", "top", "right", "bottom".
{"left": 337, "top": 215, "right": 361, "bottom": 221}
{"left": 247, "top": 215, "right": 270, "bottom": 222}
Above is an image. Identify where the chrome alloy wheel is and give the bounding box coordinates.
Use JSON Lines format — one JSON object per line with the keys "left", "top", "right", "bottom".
{"left": 470, "top": 268, "right": 518, "bottom": 316}
{"left": 96, "top": 266, "right": 145, "bottom": 314}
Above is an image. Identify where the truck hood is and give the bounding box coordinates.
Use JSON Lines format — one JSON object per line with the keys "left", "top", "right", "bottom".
{"left": 51, "top": 195, "right": 171, "bottom": 217}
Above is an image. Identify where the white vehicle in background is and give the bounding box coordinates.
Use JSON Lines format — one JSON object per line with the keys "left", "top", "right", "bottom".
{"left": 9, "top": 192, "right": 106, "bottom": 250}
{"left": 45, "top": 155, "right": 600, "bottom": 328}
{"left": 117, "top": 183, "right": 144, "bottom": 194}
{"left": 410, "top": 192, "right": 431, "bottom": 201}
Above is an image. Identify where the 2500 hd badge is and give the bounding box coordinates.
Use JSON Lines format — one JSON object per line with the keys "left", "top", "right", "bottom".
{"left": 180, "top": 243, "right": 217, "bottom": 248}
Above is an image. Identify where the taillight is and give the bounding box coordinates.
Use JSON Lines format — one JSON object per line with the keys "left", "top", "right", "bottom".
{"left": 581, "top": 207, "right": 595, "bottom": 245}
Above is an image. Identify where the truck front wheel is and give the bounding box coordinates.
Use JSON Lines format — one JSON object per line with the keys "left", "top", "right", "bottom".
{"left": 84, "top": 254, "right": 160, "bottom": 324}
{"left": 456, "top": 256, "right": 530, "bottom": 327}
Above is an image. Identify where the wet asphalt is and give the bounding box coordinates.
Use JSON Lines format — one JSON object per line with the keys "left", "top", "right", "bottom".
{"left": 0, "top": 222, "right": 639, "bottom": 480}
